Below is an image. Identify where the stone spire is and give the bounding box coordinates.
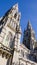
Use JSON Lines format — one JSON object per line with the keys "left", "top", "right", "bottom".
{"left": 27, "top": 20, "right": 32, "bottom": 30}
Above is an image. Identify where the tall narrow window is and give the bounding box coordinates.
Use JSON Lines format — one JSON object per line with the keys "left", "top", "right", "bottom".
{"left": 14, "top": 13, "right": 17, "bottom": 19}
{"left": 21, "top": 50, "right": 24, "bottom": 57}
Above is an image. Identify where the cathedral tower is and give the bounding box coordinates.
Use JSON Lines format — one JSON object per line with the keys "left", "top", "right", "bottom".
{"left": 23, "top": 21, "right": 36, "bottom": 50}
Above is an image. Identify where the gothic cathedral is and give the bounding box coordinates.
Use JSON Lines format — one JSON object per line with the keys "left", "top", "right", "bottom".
{"left": 0, "top": 3, "right": 37, "bottom": 65}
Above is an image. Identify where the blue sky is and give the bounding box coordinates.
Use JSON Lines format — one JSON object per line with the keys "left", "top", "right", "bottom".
{"left": 0, "top": 0, "right": 37, "bottom": 40}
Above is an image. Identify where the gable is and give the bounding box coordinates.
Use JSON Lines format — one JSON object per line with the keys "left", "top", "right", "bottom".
{"left": 0, "top": 3, "right": 21, "bottom": 48}
{"left": 0, "top": 3, "right": 21, "bottom": 33}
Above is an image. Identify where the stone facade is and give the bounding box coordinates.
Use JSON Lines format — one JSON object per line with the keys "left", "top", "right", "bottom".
{"left": 0, "top": 3, "right": 37, "bottom": 65}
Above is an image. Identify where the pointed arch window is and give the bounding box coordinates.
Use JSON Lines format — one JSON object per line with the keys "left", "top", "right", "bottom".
{"left": 26, "top": 33, "right": 28, "bottom": 36}
{"left": 21, "top": 50, "right": 24, "bottom": 57}
{"left": 14, "top": 12, "right": 17, "bottom": 19}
